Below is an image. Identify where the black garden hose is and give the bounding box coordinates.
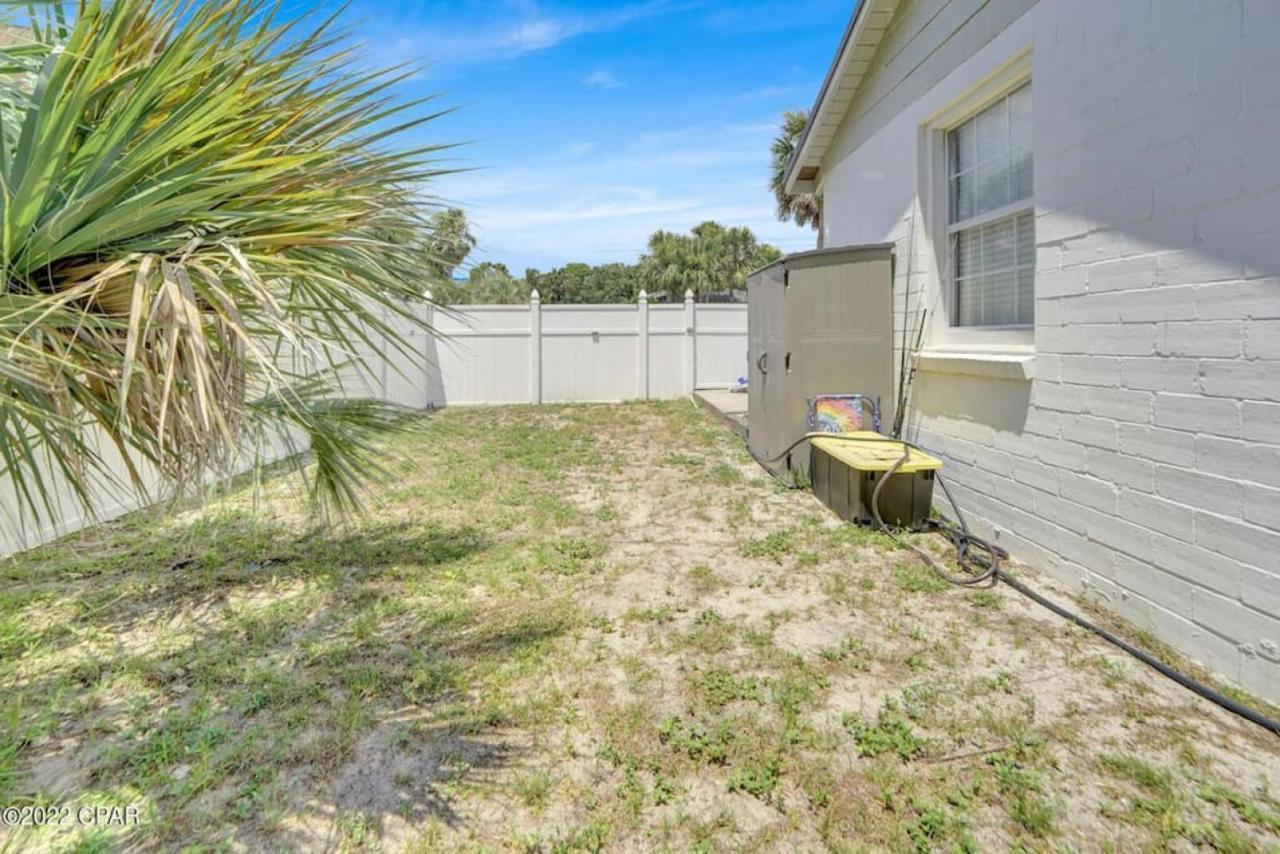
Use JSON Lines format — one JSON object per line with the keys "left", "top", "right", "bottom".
{"left": 765, "top": 431, "right": 1280, "bottom": 736}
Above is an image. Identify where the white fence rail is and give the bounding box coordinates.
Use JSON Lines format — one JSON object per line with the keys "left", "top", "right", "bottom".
{"left": 401, "top": 288, "right": 745, "bottom": 408}
{"left": 1, "top": 290, "right": 746, "bottom": 558}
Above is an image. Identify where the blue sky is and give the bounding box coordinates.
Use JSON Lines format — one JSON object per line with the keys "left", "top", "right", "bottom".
{"left": 333, "top": 0, "right": 853, "bottom": 274}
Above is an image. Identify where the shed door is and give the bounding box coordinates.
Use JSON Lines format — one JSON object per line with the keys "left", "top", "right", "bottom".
{"left": 747, "top": 264, "right": 787, "bottom": 465}
{"left": 784, "top": 253, "right": 895, "bottom": 435}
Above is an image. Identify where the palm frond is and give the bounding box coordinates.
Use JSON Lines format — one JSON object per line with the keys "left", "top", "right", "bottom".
{"left": 769, "top": 109, "right": 820, "bottom": 229}
{"left": 0, "top": 0, "right": 452, "bottom": 534}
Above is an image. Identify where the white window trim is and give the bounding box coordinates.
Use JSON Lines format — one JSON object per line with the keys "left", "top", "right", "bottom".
{"left": 918, "top": 47, "right": 1035, "bottom": 357}
{"left": 947, "top": 199, "right": 1031, "bottom": 240}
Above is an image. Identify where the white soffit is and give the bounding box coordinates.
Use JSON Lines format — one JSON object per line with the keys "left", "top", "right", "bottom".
{"left": 785, "top": 0, "right": 899, "bottom": 194}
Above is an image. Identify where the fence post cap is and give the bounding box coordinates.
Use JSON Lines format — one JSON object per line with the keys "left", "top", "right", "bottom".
{"left": 424, "top": 289, "right": 433, "bottom": 301}
{"left": 638, "top": 289, "right": 648, "bottom": 301}
{"left": 530, "top": 289, "right": 540, "bottom": 302}
{"left": 684, "top": 289, "right": 694, "bottom": 301}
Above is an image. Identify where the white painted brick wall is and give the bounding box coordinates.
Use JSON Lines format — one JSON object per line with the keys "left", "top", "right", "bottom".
{"left": 822, "top": 0, "right": 1280, "bottom": 702}
{"left": 1004, "top": 0, "right": 1280, "bottom": 702}
{"left": 817, "top": 0, "right": 1280, "bottom": 701}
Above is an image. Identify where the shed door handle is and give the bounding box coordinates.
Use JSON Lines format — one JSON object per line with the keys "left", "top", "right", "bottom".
{"left": 756, "top": 353, "right": 768, "bottom": 374}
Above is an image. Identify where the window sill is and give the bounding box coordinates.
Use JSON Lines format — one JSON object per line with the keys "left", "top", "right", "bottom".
{"left": 917, "top": 349, "right": 1035, "bottom": 381}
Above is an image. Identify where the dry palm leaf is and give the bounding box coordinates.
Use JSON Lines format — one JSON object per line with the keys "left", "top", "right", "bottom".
{"left": 0, "top": 0, "right": 454, "bottom": 529}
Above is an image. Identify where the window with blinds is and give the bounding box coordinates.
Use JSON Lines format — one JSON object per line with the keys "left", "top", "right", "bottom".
{"left": 947, "top": 83, "right": 1033, "bottom": 327}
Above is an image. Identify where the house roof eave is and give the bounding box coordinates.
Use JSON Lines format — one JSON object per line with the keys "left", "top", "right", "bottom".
{"left": 783, "top": 0, "right": 898, "bottom": 195}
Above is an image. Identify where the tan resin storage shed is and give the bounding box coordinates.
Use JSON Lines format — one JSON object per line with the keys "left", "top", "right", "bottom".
{"left": 746, "top": 244, "right": 895, "bottom": 481}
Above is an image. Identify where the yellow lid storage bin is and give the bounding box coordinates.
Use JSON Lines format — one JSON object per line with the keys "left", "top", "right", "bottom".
{"left": 809, "top": 432, "right": 942, "bottom": 474}
{"left": 809, "top": 433, "right": 940, "bottom": 531}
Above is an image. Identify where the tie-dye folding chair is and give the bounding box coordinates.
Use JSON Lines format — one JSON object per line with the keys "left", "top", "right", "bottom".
{"left": 807, "top": 393, "right": 882, "bottom": 435}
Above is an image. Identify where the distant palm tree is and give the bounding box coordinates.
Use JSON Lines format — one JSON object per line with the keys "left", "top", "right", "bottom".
{"left": 770, "top": 110, "right": 821, "bottom": 230}
{"left": 425, "top": 208, "right": 477, "bottom": 282}
{"left": 641, "top": 222, "right": 782, "bottom": 300}
{"left": 0, "top": 0, "right": 455, "bottom": 526}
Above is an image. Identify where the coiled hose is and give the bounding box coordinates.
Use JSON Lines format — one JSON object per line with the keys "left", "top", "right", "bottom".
{"left": 766, "top": 432, "right": 1280, "bottom": 736}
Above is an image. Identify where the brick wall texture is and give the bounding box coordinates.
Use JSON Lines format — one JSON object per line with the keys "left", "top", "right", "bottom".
{"left": 844, "top": 0, "right": 1280, "bottom": 701}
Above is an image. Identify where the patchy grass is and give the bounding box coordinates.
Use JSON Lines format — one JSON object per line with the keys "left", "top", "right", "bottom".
{"left": 843, "top": 702, "right": 927, "bottom": 761}
{"left": 739, "top": 529, "right": 796, "bottom": 563}
{"left": 1, "top": 401, "right": 1278, "bottom": 851}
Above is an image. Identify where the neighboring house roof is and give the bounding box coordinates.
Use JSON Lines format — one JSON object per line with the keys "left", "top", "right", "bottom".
{"left": 784, "top": 0, "right": 899, "bottom": 195}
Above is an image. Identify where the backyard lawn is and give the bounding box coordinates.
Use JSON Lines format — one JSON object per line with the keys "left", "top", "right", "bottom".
{"left": 2, "top": 401, "right": 1279, "bottom": 852}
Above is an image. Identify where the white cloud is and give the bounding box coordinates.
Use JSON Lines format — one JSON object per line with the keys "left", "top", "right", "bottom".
{"left": 583, "top": 69, "right": 626, "bottom": 89}
{"left": 735, "top": 83, "right": 812, "bottom": 102}
{"left": 390, "top": 2, "right": 686, "bottom": 67}
{"left": 433, "top": 118, "right": 819, "bottom": 270}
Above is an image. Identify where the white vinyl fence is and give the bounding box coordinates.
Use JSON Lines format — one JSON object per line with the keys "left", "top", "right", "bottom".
{"left": 419, "top": 289, "right": 746, "bottom": 407}
{"left": 0, "top": 290, "right": 746, "bottom": 558}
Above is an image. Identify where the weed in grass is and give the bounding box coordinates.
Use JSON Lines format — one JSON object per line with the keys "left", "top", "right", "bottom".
{"left": 551, "top": 816, "right": 610, "bottom": 853}
{"left": 345, "top": 664, "right": 387, "bottom": 699}
{"left": 1099, "top": 753, "right": 1175, "bottom": 795}
{"left": 970, "top": 671, "right": 1018, "bottom": 697}
{"left": 618, "top": 763, "right": 647, "bottom": 819}
{"left": 336, "top": 812, "right": 379, "bottom": 852}
{"left": 898, "top": 680, "right": 950, "bottom": 726}
{"left": 1088, "top": 655, "right": 1128, "bottom": 688}
{"left": 820, "top": 571, "right": 854, "bottom": 605}
{"left": 989, "top": 752, "right": 1056, "bottom": 838}
{"left": 686, "top": 564, "right": 726, "bottom": 595}
{"left": 819, "top": 635, "right": 871, "bottom": 669}
{"left": 684, "top": 610, "right": 735, "bottom": 654}
{"left": 709, "top": 463, "right": 742, "bottom": 485}
{"left": 820, "top": 521, "right": 899, "bottom": 552}
{"left": 739, "top": 530, "right": 796, "bottom": 563}
{"left": 1197, "top": 783, "right": 1280, "bottom": 834}
{"left": 548, "top": 537, "right": 606, "bottom": 574}
{"left": 516, "top": 769, "right": 553, "bottom": 809}
{"left": 771, "top": 658, "right": 828, "bottom": 739}
{"left": 403, "top": 653, "right": 462, "bottom": 704}
{"left": 1010, "top": 792, "right": 1056, "bottom": 839}
{"left": 843, "top": 702, "right": 926, "bottom": 761}
{"left": 727, "top": 753, "right": 781, "bottom": 800}
{"left": 233, "top": 767, "right": 275, "bottom": 821}
{"left": 723, "top": 495, "right": 754, "bottom": 529}
{"left": 661, "top": 451, "right": 704, "bottom": 470}
{"left": 688, "top": 810, "right": 737, "bottom": 853}
{"left": 658, "top": 716, "right": 735, "bottom": 765}
{"left": 691, "top": 667, "right": 760, "bottom": 710}
{"left": 967, "top": 589, "right": 1002, "bottom": 609}
{"left": 904, "top": 798, "right": 975, "bottom": 854}
{"left": 891, "top": 562, "right": 950, "bottom": 594}
{"left": 798, "top": 761, "right": 836, "bottom": 809}
{"left": 111, "top": 702, "right": 235, "bottom": 788}
{"left": 553, "top": 537, "right": 606, "bottom": 562}
{"left": 741, "top": 621, "right": 776, "bottom": 650}
{"left": 0, "top": 703, "right": 24, "bottom": 803}
{"left": 652, "top": 772, "right": 676, "bottom": 805}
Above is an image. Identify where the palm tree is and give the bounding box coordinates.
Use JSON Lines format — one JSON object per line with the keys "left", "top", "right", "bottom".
{"left": 424, "top": 208, "right": 477, "bottom": 283}
{"left": 770, "top": 110, "right": 821, "bottom": 230}
{"left": 640, "top": 223, "right": 781, "bottom": 300}
{"left": 0, "top": 0, "right": 455, "bottom": 528}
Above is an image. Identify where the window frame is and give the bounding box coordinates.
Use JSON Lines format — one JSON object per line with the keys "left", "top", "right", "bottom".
{"left": 920, "top": 48, "right": 1035, "bottom": 350}
{"left": 945, "top": 82, "right": 1034, "bottom": 329}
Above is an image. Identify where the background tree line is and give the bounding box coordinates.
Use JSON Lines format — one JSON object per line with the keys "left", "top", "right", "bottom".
{"left": 429, "top": 107, "right": 819, "bottom": 306}
{"left": 428, "top": 213, "right": 782, "bottom": 305}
